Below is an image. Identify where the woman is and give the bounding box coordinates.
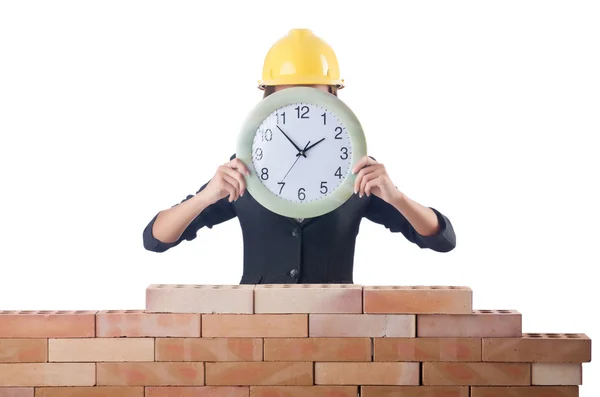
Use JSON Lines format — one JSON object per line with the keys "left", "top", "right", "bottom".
{"left": 143, "top": 29, "right": 456, "bottom": 284}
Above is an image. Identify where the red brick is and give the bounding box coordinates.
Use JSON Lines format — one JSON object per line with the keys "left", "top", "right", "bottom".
{"left": 0, "top": 311, "right": 95, "bottom": 338}
{"left": 363, "top": 286, "right": 472, "bottom": 314}
{"left": 315, "top": 362, "right": 419, "bottom": 385}
{"left": 146, "top": 387, "right": 249, "bottom": 397}
{"left": 264, "top": 338, "right": 371, "bottom": 361}
{"left": 0, "top": 388, "right": 33, "bottom": 397}
{"left": 48, "top": 338, "right": 154, "bottom": 362}
{"left": 532, "top": 363, "right": 582, "bottom": 385}
{"left": 471, "top": 386, "right": 579, "bottom": 397}
{"left": 483, "top": 333, "right": 591, "bottom": 362}
{"left": 423, "top": 362, "right": 530, "bottom": 386}
{"left": 96, "top": 310, "right": 200, "bottom": 337}
{"left": 417, "top": 310, "right": 522, "bottom": 337}
{"left": 250, "top": 386, "right": 357, "bottom": 397}
{"left": 0, "top": 339, "right": 47, "bottom": 362}
{"left": 0, "top": 363, "right": 95, "bottom": 386}
{"left": 373, "top": 338, "right": 481, "bottom": 362}
{"left": 156, "top": 338, "right": 262, "bottom": 361}
{"left": 97, "top": 362, "right": 204, "bottom": 386}
{"left": 203, "top": 315, "right": 307, "bottom": 337}
{"left": 309, "top": 314, "right": 415, "bottom": 337}
{"left": 206, "top": 362, "right": 313, "bottom": 386}
{"left": 35, "top": 387, "right": 144, "bottom": 397}
{"left": 254, "top": 284, "right": 362, "bottom": 313}
{"left": 361, "top": 386, "right": 469, "bottom": 397}
{"left": 146, "top": 285, "right": 254, "bottom": 314}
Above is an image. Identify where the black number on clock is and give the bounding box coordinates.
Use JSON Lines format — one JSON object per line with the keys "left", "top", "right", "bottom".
{"left": 261, "top": 168, "right": 269, "bottom": 180}
{"left": 335, "top": 126, "right": 343, "bottom": 139}
{"left": 298, "top": 188, "right": 306, "bottom": 200}
{"left": 277, "top": 112, "right": 286, "bottom": 124}
{"left": 320, "top": 181, "right": 328, "bottom": 194}
{"left": 335, "top": 167, "right": 342, "bottom": 179}
{"left": 277, "top": 182, "right": 285, "bottom": 194}
{"left": 254, "top": 148, "right": 263, "bottom": 160}
{"left": 340, "top": 147, "right": 349, "bottom": 159}
{"left": 261, "top": 129, "right": 273, "bottom": 141}
{"left": 295, "top": 105, "right": 309, "bottom": 119}
{"left": 321, "top": 112, "right": 326, "bottom": 125}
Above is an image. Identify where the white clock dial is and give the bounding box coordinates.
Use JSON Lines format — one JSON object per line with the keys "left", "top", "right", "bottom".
{"left": 251, "top": 102, "right": 353, "bottom": 203}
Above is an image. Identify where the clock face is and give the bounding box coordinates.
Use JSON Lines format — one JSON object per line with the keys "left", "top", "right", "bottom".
{"left": 251, "top": 102, "right": 353, "bottom": 203}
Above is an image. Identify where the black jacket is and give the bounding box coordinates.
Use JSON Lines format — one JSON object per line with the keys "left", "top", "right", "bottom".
{"left": 143, "top": 156, "right": 456, "bottom": 284}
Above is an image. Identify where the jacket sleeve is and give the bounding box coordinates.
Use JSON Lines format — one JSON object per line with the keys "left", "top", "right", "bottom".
{"left": 143, "top": 180, "right": 237, "bottom": 253}
{"left": 363, "top": 194, "right": 456, "bottom": 252}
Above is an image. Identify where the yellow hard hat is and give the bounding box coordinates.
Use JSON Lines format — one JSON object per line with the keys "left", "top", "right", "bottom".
{"left": 258, "top": 29, "right": 344, "bottom": 90}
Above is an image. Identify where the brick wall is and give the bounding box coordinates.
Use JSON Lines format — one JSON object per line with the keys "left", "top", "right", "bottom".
{"left": 0, "top": 284, "right": 591, "bottom": 397}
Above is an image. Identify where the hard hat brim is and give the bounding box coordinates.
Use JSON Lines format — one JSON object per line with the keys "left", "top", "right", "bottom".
{"left": 258, "top": 78, "right": 345, "bottom": 90}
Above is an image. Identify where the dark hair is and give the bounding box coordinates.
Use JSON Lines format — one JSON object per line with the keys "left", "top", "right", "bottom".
{"left": 263, "top": 85, "right": 338, "bottom": 98}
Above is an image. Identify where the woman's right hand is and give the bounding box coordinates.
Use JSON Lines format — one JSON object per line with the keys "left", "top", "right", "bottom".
{"left": 204, "top": 158, "right": 251, "bottom": 203}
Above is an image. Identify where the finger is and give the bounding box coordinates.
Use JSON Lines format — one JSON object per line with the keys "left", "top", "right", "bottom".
{"left": 220, "top": 178, "right": 237, "bottom": 202}
{"left": 221, "top": 173, "right": 240, "bottom": 201}
{"left": 351, "top": 155, "right": 369, "bottom": 174}
{"left": 365, "top": 172, "right": 387, "bottom": 196}
{"left": 221, "top": 180, "right": 237, "bottom": 202}
{"left": 360, "top": 168, "right": 383, "bottom": 197}
{"left": 221, "top": 166, "right": 247, "bottom": 196}
{"left": 354, "top": 163, "right": 382, "bottom": 195}
{"left": 229, "top": 158, "right": 251, "bottom": 176}
{"left": 352, "top": 155, "right": 376, "bottom": 174}
{"left": 361, "top": 168, "right": 385, "bottom": 196}
{"left": 354, "top": 164, "right": 373, "bottom": 193}
{"left": 365, "top": 178, "right": 381, "bottom": 197}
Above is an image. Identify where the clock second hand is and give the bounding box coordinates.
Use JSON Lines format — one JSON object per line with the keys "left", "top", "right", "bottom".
{"left": 281, "top": 140, "right": 310, "bottom": 183}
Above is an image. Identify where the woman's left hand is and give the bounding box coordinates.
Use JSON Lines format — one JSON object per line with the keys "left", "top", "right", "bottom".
{"left": 352, "top": 155, "right": 402, "bottom": 204}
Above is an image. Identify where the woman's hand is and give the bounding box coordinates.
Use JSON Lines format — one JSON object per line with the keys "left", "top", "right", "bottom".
{"left": 205, "top": 158, "right": 251, "bottom": 203}
{"left": 148, "top": 157, "right": 250, "bottom": 245}
{"left": 352, "top": 155, "right": 402, "bottom": 204}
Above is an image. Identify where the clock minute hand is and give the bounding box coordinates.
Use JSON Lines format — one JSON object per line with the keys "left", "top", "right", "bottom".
{"left": 298, "top": 137, "right": 325, "bottom": 156}
{"left": 276, "top": 125, "right": 306, "bottom": 158}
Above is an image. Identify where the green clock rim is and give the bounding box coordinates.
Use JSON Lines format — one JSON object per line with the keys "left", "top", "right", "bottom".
{"left": 236, "top": 86, "right": 367, "bottom": 218}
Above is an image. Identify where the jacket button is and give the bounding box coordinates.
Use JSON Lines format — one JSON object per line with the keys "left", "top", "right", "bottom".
{"left": 292, "top": 228, "right": 300, "bottom": 237}
{"left": 289, "top": 268, "right": 299, "bottom": 278}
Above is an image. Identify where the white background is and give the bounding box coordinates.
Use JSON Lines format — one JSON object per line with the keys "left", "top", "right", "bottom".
{"left": 1, "top": 0, "right": 598, "bottom": 393}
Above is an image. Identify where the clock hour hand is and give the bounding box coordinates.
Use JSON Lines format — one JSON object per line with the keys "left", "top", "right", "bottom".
{"left": 276, "top": 125, "right": 306, "bottom": 158}
{"left": 297, "top": 137, "right": 325, "bottom": 156}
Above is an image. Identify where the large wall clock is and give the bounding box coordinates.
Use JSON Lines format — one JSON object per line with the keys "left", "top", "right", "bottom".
{"left": 236, "top": 87, "right": 367, "bottom": 218}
